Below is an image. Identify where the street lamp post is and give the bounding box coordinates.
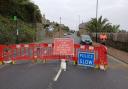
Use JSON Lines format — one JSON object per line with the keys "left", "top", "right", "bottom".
{"left": 78, "top": 15, "right": 80, "bottom": 30}
{"left": 96, "top": 0, "right": 99, "bottom": 42}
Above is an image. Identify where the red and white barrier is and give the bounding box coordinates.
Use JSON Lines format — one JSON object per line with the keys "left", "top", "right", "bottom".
{"left": 0, "top": 43, "right": 108, "bottom": 70}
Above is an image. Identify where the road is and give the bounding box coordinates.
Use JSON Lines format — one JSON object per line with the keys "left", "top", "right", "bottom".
{"left": 0, "top": 33, "right": 128, "bottom": 89}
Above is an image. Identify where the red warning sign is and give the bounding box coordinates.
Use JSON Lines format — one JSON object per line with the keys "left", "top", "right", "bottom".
{"left": 53, "top": 38, "right": 74, "bottom": 55}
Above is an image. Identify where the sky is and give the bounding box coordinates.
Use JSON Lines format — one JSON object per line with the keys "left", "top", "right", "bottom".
{"left": 32, "top": 0, "right": 128, "bottom": 31}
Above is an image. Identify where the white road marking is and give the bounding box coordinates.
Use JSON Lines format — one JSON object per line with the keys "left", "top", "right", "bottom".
{"left": 53, "top": 59, "right": 67, "bottom": 82}
{"left": 108, "top": 55, "right": 128, "bottom": 67}
{"left": 53, "top": 68, "right": 62, "bottom": 81}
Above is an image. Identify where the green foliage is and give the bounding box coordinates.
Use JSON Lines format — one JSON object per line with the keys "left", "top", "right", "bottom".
{"left": 62, "top": 26, "right": 69, "bottom": 32}
{"left": 0, "top": 15, "right": 35, "bottom": 44}
{"left": 86, "top": 16, "right": 120, "bottom": 33}
{"left": 0, "top": 0, "right": 43, "bottom": 44}
{"left": 0, "top": 0, "right": 42, "bottom": 23}
{"left": 11, "top": 0, "right": 30, "bottom": 4}
{"left": 18, "top": 21, "right": 35, "bottom": 43}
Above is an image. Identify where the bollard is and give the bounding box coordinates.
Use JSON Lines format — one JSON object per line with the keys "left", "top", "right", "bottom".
{"left": 60, "top": 59, "right": 66, "bottom": 71}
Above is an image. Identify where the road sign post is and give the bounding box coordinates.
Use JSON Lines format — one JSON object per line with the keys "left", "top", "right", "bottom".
{"left": 78, "top": 52, "right": 95, "bottom": 67}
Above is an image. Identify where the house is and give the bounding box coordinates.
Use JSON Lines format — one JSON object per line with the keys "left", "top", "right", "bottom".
{"left": 79, "top": 22, "right": 89, "bottom": 35}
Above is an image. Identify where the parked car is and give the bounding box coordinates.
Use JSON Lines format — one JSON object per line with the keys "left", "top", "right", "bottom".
{"left": 80, "top": 35, "right": 93, "bottom": 45}
{"left": 64, "top": 35, "right": 73, "bottom": 38}
{"left": 67, "top": 32, "right": 72, "bottom": 35}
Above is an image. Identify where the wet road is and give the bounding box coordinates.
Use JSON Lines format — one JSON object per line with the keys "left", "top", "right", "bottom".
{"left": 0, "top": 55, "right": 128, "bottom": 89}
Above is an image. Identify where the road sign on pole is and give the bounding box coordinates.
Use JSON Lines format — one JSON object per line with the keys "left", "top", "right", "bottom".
{"left": 78, "top": 52, "right": 95, "bottom": 67}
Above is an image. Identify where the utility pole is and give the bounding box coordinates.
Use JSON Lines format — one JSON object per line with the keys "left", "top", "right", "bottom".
{"left": 78, "top": 15, "right": 81, "bottom": 30}
{"left": 59, "top": 17, "right": 61, "bottom": 38}
{"left": 96, "top": 0, "right": 99, "bottom": 42}
{"left": 60, "top": 17, "right": 61, "bottom": 25}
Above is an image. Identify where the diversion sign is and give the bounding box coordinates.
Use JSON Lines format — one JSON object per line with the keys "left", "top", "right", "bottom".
{"left": 53, "top": 38, "right": 74, "bottom": 55}
{"left": 78, "top": 52, "right": 95, "bottom": 67}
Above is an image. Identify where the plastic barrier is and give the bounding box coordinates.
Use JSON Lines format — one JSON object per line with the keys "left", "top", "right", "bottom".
{"left": 0, "top": 43, "right": 108, "bottom": 70}
{"left": 72, "top": 44, "right": 108, "bottom": 69}
{"left": 38, "top": 43, "right": 67, "bottom": 60}
{"left": 9, "top": 43, "right": 39, "bottom": 61}
{"left": 0, "top": 45, "right": 3, "bottom": 62}
{"left": 0, "top": 45, "right": 6, "bottom": 64}
{"left": 97, "top": 45, "right": 108, "bottom": 69}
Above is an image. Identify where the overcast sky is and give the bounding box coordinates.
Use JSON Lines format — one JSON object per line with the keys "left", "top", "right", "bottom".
{"left": 32, "top": 0, "right": 128, "bottom": 31}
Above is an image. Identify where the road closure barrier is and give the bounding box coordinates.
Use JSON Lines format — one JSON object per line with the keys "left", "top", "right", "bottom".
{"left": 0, "top": 42, "right": 108, "bottom": 70}
{"left": 0, "top": 45, "right": 7, "bottom": 64}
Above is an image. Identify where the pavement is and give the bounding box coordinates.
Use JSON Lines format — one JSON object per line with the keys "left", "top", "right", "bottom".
{"left": 93, "top": 42, "right": 128, "bottom": 64}
{"left": 107, "top": 46, "right": 128, "bottom": 64}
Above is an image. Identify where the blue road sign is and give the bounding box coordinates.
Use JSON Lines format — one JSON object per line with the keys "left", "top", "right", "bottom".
{"left": 78, "top": 52, "right": 95, "bottom": 67}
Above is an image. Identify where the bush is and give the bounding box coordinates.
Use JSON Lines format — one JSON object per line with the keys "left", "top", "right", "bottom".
{"left": 0, "top": 15, "right": 35, "bottom": 44}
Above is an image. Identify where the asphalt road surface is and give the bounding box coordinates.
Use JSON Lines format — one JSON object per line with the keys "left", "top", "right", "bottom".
{"left": 0, "top": 56, "right": 128, "bottom": 89}
{"left": 0, "top": 33, "right": 128, "bottom": 89}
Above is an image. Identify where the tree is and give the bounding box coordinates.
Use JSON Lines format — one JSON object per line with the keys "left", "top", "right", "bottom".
{"left": 62, "top": 26, "right": 69, "bottom": 32}
{"left": 11, "top": 0, "right": 30, "bottom": 4}
{"left": 0, "top": 0, "right": 42, "bottom": 23}
{"left": 86, "top": 16, "right": 109, "bottom": 32}
{"left": 0, "top": 0, "right": 43, "bottom": 44}
{"left": 86, "top": 16, "right": 120, "bottom": 33}
{"left": 111, "top": 25, "right": 120, "bottom": 32}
